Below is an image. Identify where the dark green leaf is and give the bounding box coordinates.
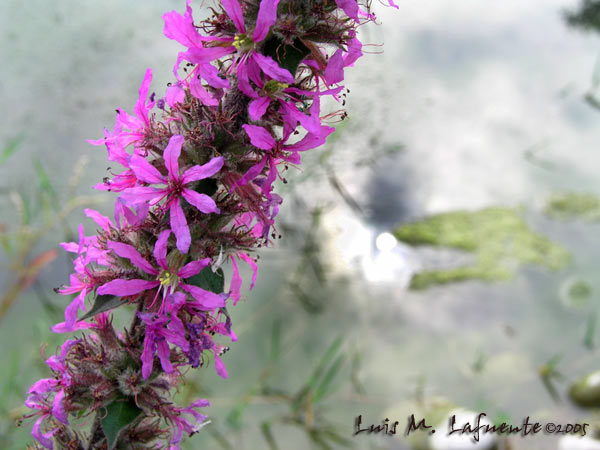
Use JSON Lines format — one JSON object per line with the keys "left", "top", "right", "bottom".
{"left": 187, "top": 267, "right": 225, "bottom": 294}
{"left": 101, "top": 398, "right": 142, "bottom": 450}
{"left": 263, "top": 37, "right": 310, "bottom": 78}
{"left": 79, "top": 295, "right": 125, "bottom": 322}
{"left": 0, "top": 134, "right": 25, "bottom": 165}
{"left": 194, "top": 178, "right": 218, "bottom": 196}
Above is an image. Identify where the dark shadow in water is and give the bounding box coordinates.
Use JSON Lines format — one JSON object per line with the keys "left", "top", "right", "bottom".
{"left": 364, "top": 155, "right": 418, "bottom": 229}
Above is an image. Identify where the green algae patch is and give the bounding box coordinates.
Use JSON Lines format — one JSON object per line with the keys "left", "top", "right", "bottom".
{"left": 544, "top": 192, "right": 600, "bottom": 221}
{"left": 393, "top": 207, "right": 571, "bottom": 290}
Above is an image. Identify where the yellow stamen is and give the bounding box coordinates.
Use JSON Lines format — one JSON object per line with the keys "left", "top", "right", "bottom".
{"left": 264, "top": 80, "right": 289, "bottom": 95}
{"left": 233, "top": 33, "right": 253, "bottom": 50}
{"left": 159, "top": 271, "right": 172, "bottom": 287}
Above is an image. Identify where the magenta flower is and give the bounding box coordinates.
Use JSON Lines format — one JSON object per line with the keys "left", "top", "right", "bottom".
{"left": 234, "top": 124, "right": 334, "bottom": 196}
{"left": 164, "top": 0, "right": 293, "bottom": 106}
{"left": 27, "top": 339, "right": 77, "bottom": 426}
{"left": 167, "top": 398, "right": 210, "bottom": 449}
{"left": 88, "top": 69, "right": 156, "bottom": 195}
{"left": 97, "top": 229, "right": 227, "bottom": 311}
{"left": 139, "top": 309, "right": 190, "bottom": 379}
{"left": 244, "top": 78, "right": 343, "bottom": 135}
{"left": 24, "top": 0, "right": 391, "bottom": 445}
{"left": 88, "top": 68, "right": 154, "bottom": 154}
{"left": 25, "top": 339, "right": 79, "bottom": 448}
{"left": 55, "top": 224, "right": 108, "bottom": 332}
{"left": 163, "top": 0, "right": 232, "bottom": 106}
{"left": 120, "top": 134, "right": 224, "bottom": 254}
{"left": 25, "top": 393, "right": 57, "bottom": 449}
{"left": 229, "top": 252, "right": 258, "bottom": 305}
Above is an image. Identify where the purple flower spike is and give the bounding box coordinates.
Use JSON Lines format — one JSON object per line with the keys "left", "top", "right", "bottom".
{"left": 28, "top": 0, "right": 392, "bottom": 445}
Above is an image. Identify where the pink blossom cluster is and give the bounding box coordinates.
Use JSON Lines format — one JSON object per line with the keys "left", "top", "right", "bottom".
{"left": 23, "top": 0, "right": 393, "bottom": 447}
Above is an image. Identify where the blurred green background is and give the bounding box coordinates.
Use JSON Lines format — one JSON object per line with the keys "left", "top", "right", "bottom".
{"left": 3, "top": 1, "right": 600, "bottom": 449}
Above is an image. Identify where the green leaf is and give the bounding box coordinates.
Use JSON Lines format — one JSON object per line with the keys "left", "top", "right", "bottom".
{"left": 186, "top": 266, "right": 225, "bottom": 294}
{"left": 262, "top": 37, "right": 310, "bottom": 78}
{"left": 0, "top": 134, "right": 25, "bottom": 165}
{"left": 101, "top": 398, "right": 142, "bottom": 450}
{"left": 79, "top": 294, "right": 125, "bottom": 322}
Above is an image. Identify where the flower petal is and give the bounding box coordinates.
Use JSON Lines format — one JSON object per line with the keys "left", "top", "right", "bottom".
{"left": 323, "top": 48, "right": 345, "bottom": 85}
{"left": 229, "top": 256, "right": 242, "bottom": 305}
{"left": 183, "top": 46, "right": 236, "bottom": 65}
{"left": 107, "top": 241, "right": 159, "bottom": 275}
{"left": 214, "top": 353, "right": 229, "bottom": 378}
{"left": 253, "top": 0, "right": 280, "bottom": 42}
{"left": 180, "top": 157, "right": 224, "bottom": 184}
{"left": 120, "top": 186, "right": 165, "bottom": 206}
{"left": 97, "top": 279, "right": 159, "bottom": 296}
{"left": 163, "top": 2, "right": 205, "bottom": 48}
{"left": 178, "top": 258, "right": 212, "bottom": 279}
{"left": 236, "top": 64, "right": 259, "bottom": 98}
{"left": 129, "top": 154, "right": 165, "bottom": 184}
{"left": 134, "top": 68, "right": 153, "bottom": 127}
{"left": 154, "top": 229, "right": 172, "bottom": 271}
{"left": 28, "top": 378, "right": 59, "bottom": 395}
{"left": 141, "top": 332, "right": 156, "bottom": 379}
{"left": 198, "top": 63, "right": 230, "bottom": 89}
{"left": 284, "top": 126, "right": 335, "bottom": 151}
{"left": 180, "top": 283, "right": 227, "bottom": 309}
{"left": 52, "top": 390, "right": 69, "bottom": 425}
{"left": 156, "top": 339, "right": 174, "bottom": 374}
{"left": 164, "top": 135, "right": 184, "bottom": 181}
{"left": 251, "top": 53, "right": 294, "bottom": 84}
{"left": 232, "top": 156, "right": 267, "bottom": 188}
{"left": 189, "top": 75, "right": 220, "bottom": 106}
{"left": 170, "top": 199, "right": 191, "bottom": 254}
{"left": 182, "top": 189, "right": 220, "bottom": 214}
{"left": 63, "top": 290, "right": 87, "bottom": 330}
{"left": 51, "top": 320, "right": 94, "bottom": 334}
{"left": 238, "top": 253, "right": 258, "bottom": 289}
{"left": 221, "top": 0, "right": 246, "bottom": 33}
{"left": 334, "top": 0, "right": 359, "bottom": 20}
{"left": 242, "top": 124, "right": 276, "bottom": 150}
{"left": 248, "top": 96, "right": 271, "bottom": 121}
{"left": 166, "top": 84, "right": 186, "bottom": 107}
{"left": 32, "top": 416, "right": 55, "bottom": 450}
{"left": 84, "top": 209, "right": 112, "bottom": 232}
